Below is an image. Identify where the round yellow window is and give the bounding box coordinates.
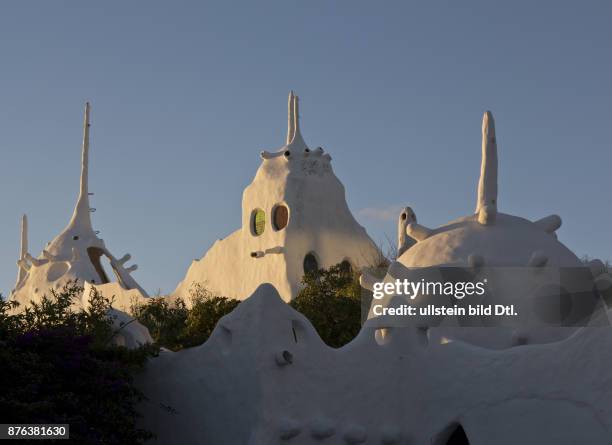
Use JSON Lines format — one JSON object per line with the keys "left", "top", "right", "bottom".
{"left": 252, "top": 208, "right": 266, "bottom": 236}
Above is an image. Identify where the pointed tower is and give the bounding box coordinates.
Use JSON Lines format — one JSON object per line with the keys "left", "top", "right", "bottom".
{"left": 10, "top": 103, "right": 148, "bottom": 310}
{"left": 67, "top": 101, "right": 94, "bottom": 232}
{"left": 173, "top": 91, "right": 380, "bottom": 302}
{"left": 14, "top": 214, "right": 29, "bottom": 290}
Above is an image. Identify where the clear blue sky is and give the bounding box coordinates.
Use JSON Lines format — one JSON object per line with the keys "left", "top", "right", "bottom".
{"left": 1, "top": 1, "right": 610, "bottom": 296}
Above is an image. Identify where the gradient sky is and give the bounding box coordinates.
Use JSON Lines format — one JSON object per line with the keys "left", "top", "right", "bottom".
{"left": 1, "top": 1, "right": 610, "bottom": 296}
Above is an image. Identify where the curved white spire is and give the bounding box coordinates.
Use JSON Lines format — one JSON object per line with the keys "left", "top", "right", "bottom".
{"left": 67, "top": 102, "right": 93, "bottom": 231}
{"left": 15, "top": 214, "right": 28, "bottom": 287}
{"left": 475, "top": 110, "right": 498, "bottom": 225}
{"left": 286, "top": 91, "right": 306, "bottom": 148}
{"left": 397, "top": 207, "right": 416, "bottom": 257}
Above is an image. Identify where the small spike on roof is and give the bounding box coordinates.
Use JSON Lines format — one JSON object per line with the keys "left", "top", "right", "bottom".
{"left": 476, "top": 110, "right": 498, "bottom": 225}
{"left": 286, "top": 91, "right": 306, "bottom": 148}
{"left": 286, "top": 91, "right": 295, "bottom": 145}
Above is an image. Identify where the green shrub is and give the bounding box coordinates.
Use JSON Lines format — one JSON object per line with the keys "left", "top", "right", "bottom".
{"left": 131, "top": 297, "right": 189, "bottom": 351}
{"left": 182, "top": 284, "right": 241, "bottom": 348}
{"left": 0, "top": 282, "right": 155, "bottom": 444}
{"left": 133, "top": 283, "right": 240, "bottom": 351}
{"left": 290, "top": 263, "right": 364, "bottom": 348}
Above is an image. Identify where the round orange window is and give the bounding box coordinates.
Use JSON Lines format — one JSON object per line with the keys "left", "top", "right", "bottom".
{"left": 273, "top": 204, "right": 289, "bottom": 230}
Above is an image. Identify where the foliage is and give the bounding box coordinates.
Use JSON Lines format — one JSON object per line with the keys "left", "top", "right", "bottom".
{"left": 131, "top": 297, "right": 189, "bottom": 351}
{"left": 182, "top": 284, "right": 241, "bottom": 348}
{"left": 0, "top": 282, "right": 155, "bottom": 444}
{"left": 132, "top": 283, "right": 240, "bottom": 351}
{"left": 290, "top": 263, "right": 365, "bottom": 348}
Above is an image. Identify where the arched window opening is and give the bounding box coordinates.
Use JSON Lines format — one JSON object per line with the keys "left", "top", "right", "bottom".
{"left": 303, "top": 252, "right": 319, "bottom": 276}
{"left": 252, "top": 208, "right": 266, "bottom": 236}
{"left": 87, "top": 247, "right": 110, "bottom": 284}
{"left": 273, "top": 204, "right": 289, "bottom": 231}
{"left": 47, "top": 262, "right": 69, "bottom": 282}
{"left": 340, "top": 259, "right": 352, "bottom": 275}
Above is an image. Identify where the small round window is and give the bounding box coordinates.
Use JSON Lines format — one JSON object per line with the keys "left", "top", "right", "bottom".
{"left": 273, "top": 204, "right": 289, "bottom": 231}
{"left": 303, "top": 252, "right": 319, "bottom": 275}
{"left": 252, "top": 208, "right": 266, "bottom": 236}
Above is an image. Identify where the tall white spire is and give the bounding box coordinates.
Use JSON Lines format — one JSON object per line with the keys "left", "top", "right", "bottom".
{"left": 15, "top": 214, "right": 28, "bottom": 287}
{"left": 67, "top": 102, "right": 93, "bottom": 231}
{"left": 476, "top": 111, "right": 498, "bottom": 225}
{"left": 286, "top": 91, "right": 306, "bottom": 147}
{"left": 287, "top": 91, "right": 296, "bottom": 145}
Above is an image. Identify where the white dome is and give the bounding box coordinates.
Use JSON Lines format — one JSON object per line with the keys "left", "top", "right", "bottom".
{"left": 398, "top": 212, "right": 581, "bottom": 269}
{"left": 362, "top": 111, "right": 609, "bottom": 349}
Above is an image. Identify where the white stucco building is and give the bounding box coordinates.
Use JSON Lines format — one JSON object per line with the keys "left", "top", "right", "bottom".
{"left": 137, "top": 110, "right": 612, "bottom": 445}
{"left": 173, "top": 92, "right": 381, "bottom": 302}
{"left": 6, "top": 98, "right": 612, "bottom": 444}
{"left": 361, "top": 111, "right": 612, "bottom": 349}
{"left": 9, "top": 103, "right": 151, "bottom": 347}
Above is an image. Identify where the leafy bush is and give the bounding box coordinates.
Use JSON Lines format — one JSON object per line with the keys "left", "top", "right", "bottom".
{"left": 290, "top": 263, "right": 365, "bottom": 348}
{"left": 0, "top": 282, "right": 155, "bottom": 444}
{"left": 133, "top": 283, "right": 240, "bottom": 350}
{"left": 182, "top": 284, "right": 240, "bottom": 348}
{"left": 131, "top": 297, "right": 189, "bottom": 351}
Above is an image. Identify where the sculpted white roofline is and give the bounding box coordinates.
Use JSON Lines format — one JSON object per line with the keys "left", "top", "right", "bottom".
{"left": 172, "top": 91, "right": 380, "bottom": 302}
{"left": 10, "top": 102, "right": 149, "bottom": 304}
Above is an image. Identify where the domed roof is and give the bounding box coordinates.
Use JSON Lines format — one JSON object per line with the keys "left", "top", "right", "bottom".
{"left": 397, "top": 111, "right": 581, "bottom": 270}
{"left": 398, "top": 212, "right": 581, "bottom": 268}
{"left": 360, "top": 111, "right": 600, "bottom": 349}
